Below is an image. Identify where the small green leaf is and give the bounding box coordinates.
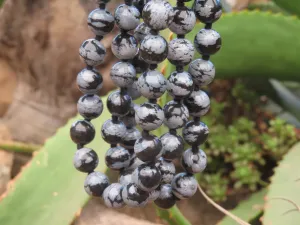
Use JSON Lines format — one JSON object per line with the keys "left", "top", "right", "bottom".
{"left": 272, "top": 0, "right": 300, "bottom": 16}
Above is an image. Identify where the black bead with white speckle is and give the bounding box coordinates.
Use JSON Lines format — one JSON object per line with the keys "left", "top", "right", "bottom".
{"left": 171, "top": 172, "right": 198, "bottom": 199}
{"left": 193, "top": 0, "right": 222, "bottom": 24}
{"left": 79, "top": 39, "right": 106, "bottom": 66}
{"left": 154, "top": 184, "right": 177, "bottom": 209}
{"left": 183, "top": 120, "right": 209, "bottom": 146}
{"left": 184, "top": 89, "right": 210, "bottom": 117}
{"left": 160, "top": 132, "right": 184, "bottom": 160}
{"left": 73, "top": 148, "right": 99, "bottom": 173}
{"left": 77, "top": 94, "right": 103, "bottom": 120}
{"left": 182, "top": 148, "right": 207, "bottom": 174}
{"left": 164, "top": 100, "right": 189, "bottom": 129}
{"left": 169, "top": 7, "right": 196, "bottom": 35}
{"left": 155, "top": 157, "right": 176, "bottom": 184}
{"left": 70, "top": 120, "right": 95, "bottom": 145}
{"left": 87, "top": 9, "right": 115, "bottom": 36}
{"left": 101, "top": 119, "right": 126, "bottom": 144}
{"left": 122, "top": 183, "right": 149, "bottom": 207}
{"left": 103, "top": 183, "right": 125, "bottom": 208}
{"left": 167, "top": 71, "right": 194, "bottom": 99}
{"left": 167, "top": 38, "right": 195, "bottom": 66}
{"left": 134, "top": 133, "right": 162, "bottom": 162}
{"left": 84, "top": 171, "right": 110, "bottom": 197}
{"left": 188, "top": 59, "right": 215, "bottom": 86}
{"left": 114, "top": 4, "right": 140, "bottom": 31}
{"left": 77, "top": 68, "right": 103, "bottom": 94}
{"left": 110, "top": 62, "right": 136, "bottom": 88}
{"left": 107, "top": 90, "right": 132, "bottom": 117}
{"left": 194, "top": 28, "right": 221, "bottom": 55}
{"left": 105, "top": 146, "right": 131, "bottom": 170}
{"left": 111, "top": 33, "right": 139, "bottom": 60}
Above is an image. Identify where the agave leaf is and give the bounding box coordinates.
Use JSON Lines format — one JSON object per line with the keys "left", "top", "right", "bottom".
{"left": 272, "top": 0, "right": 300, "bottom": 16}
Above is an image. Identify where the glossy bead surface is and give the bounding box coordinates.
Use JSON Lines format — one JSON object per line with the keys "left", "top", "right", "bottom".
{"left": 84, "top": 171, "right": 110, "bottom": 197}
{"left": 103, "top": 183, "right": 125, "bottom": 208}
{"left": 142, "top": 0, "right": 174, "bottom": 31}
{"left": 171, "top": 172, "right": 197, "bottom": 199}
{"left": 122, "top": 183, "right": 149, "bottom": 207}
{"left": 87, "top": 9, "right": 115, "bottom": 36}
{"left": 110, "top": 62, "right": 136, "bottom": 88}
{"left": 134, "top": 134, "right": 162, "bottom": 162}
{"left": 127, "top": 155, "right": 144, "bottom": 171}
{"left": 194, "top": 29, "right": 221, "bottom": 55}
{"left": 193, "top": 0, "right": 222, "bottom": 24}
{"left": 182, "top": 148, "right": 207, "bottom": 173}
{"left": 184, "top": 89, "right": 210, "bottom": 117}
{"left": 105, "top": 146, "right": 131, "bottom": 170}
{"left": 160, "top": 132, "right": 184, "bottom": 160}
{"left": 101, "top": 119, "right": 126, "bottom": 144}
{"left": 132, "top": 0, "right": 147, "bottom": 14}
{"left": 135, "top": 102, "right": 164, "bottom": 131}
{"left": 148, "top": 188, "right": 160, "bottom": 202}
{"left": 167, "top": 71, "right": 194, "bottom": 99}
{"left": 182, "top": 121, "right": 209, "bottom": 146}
{"left": 122, "top": 127, "right": 141, "bottom": 150}
{"left": 132, "top": 163, "right": 162, "bottom": 191}
{"left": 111, "top": 33, "right": 138, "bottom": 60}
{"left": 164, "top": 100, "right": 189, "bottom": 129}
{"left": 70, "top": 120, "right": 95, "bottom": 145}
{"left": 119, "top": 169, "right": 133, "bottom": 185}
{"left": 127, "top": 79, "right": 142, "bottom": 100}
{"left": 77, "top": 94, "right": 103, "bottom": 120}
{"left": 169, "top": 7, "right": 196, "bottom": 35}
{"left": 107, "top": 91, "right": 131, "bottom": 117}
{"left": 131, "top": 54, "right": 149, "bottom": 74}
{"left": 120, "top": 104, "right": 137, "bottom": 128}
{"left": 154, "top": 184, "right": 176, "bottom": 209}
{"left": 134, "top": 22, "right": 151, "bottom": 43}
{"left": 77, "top": 68, "right": 103, "bottom": 94}
{"left": 73, "top": 148, "right": 99, "bottom": 173}
{"left": 140, "top": 34, "right": 168, "bottom": 65}
{"left": 137, "top": 70, "right": 167, "bottom": 99}
{"left": 79, "top": 39, "right": 106, "bottom": 66}
{"left": 188, "top": 59, "right": 215, "bottom": 86}
{"left": 115, "top": 4, "right": 140, "bottom": 31}
{"left": 167, "top": 38, "right": 194, "bottom": 66}
{"left": 155, "top": 157, "right": 175, "bottom": 184}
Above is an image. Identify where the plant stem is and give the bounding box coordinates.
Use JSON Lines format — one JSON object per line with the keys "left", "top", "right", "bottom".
{"left": 156, "top": 205, "right": 192, "bottom": 225}
{"left": 0, "top": 141, "right": 40, "bottom": 154}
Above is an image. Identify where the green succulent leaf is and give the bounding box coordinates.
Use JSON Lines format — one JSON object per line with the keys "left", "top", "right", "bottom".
{"left": 272, "top": 0, "right": 300, "bottom": 16}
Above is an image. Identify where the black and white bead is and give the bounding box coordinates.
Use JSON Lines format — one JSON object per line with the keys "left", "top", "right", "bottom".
{"left": 84, "top": 171, "right": 110, "bottom": 197}
{"left": 87, "top": 9, "right": 115, "bottom": 36}
{"left": 164, "top": 100, "right": 189, "bottom": 129}
{"left": 193, "top": 0, "right": 222, "bottom": 24}
{"left": 79, "top": 39, "right": 106, "bottom": 66}
{"left": 105, "top": 146, "right": 131, "bottom": 170}
{"left": 101, "top": 119, "right": 126, "bottom": 144}
{"left": 167, "top": 38, "right": 195, "bottom": 66}
{"left": 77, "top": 68, "right": 103, "bottom": 94}
{"left": 188, "top": 59, "right": 215, "bottom": 86}
{"left": 121, "top": 183, "right": 149, "bottom": 207}
{"left": 154, "top": 184, "right": 177, "bottom": 209}
{"left": 181, "top": 148, "right": 207, "bottom": 174}
{"left": 121, "top": 127, "right": 142, "bottom": 151}
{"left": 110, "top": 62, "right": 136, "bottom": 88}
{"left": 107, "top": 90, "right": 132, "bottom": 117}
{"left": 111, "top": 33, "right": 139, "bottom": 60}
{"left": 171, "top": 172, "right": 198, "bottom": 199}
{"left": 134, "top": 133, "right": 162, "bottom": 162}
{"left": 194, "top": 28, "right": 221, "bottom": 56}
{"left": 182, "top": 120, "right": 209, "bottom": 146}
{"left": 77, "top": 94, "right": 104, "bottom": 120}
{"left": 184, "top": 89, "right": 210, "bottom": 117}
{"left": 103, "top": 183, "right": 125, "bottom": 208}
{"left": 114, "top": 4, "right": 140, "bottom": 31}
{"left": 167, "top": 71, "right": 194, "bottom": 99}
{"left": 169, "top": 7, "right": 196, "bottom": 35}
{"left": 70, "top": 120, "right": 95, "bottom": 145}
{"left": 160, "top": 132, "right": 184, "bottom": 160}
{"left": 155, "top": 157, "right": 176, "bottom": 184}
{"left": 73, "top": 148, "right": 99, "bottom": 173}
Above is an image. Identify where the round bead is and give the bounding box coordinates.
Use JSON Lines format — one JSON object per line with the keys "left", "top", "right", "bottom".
{"left": 119, "top": 169, "right": 133, "bottom": 185}
{"left": 134, "top": 134, "right": 162, "bottom": 162}
{"left": 171, "top": 172, "right": 197, "bottom": 199}
{"left": 122, "top": 127, "right": 141, "bottom": 150}
{"left": 87, "top": 9, "right": 115, "bottom": 36}
{"left": 73, "top": 148, "right": 99, "bottom": 173}
{"left": 127, "top": 79, "right": 142, "bottom": 100}
{"left": 188, "top": 59, "right": 215, "bottom": 86}
{"left": 77, "top": 68, "right": 103, "bottom": 94}
{"left": 105, "top": 146, "right": 131, "bottom": 170}
{"left": 142, "top": 0, "right": 174, "bottom": 31}
{"left": 103, "top": 183, "right": 125, "bottom": 208}
{"left": 107, "top": 91, "right": 131, "bottom": 117}
{"left": 110, "top": 62, "right": 136, "bottom": 88}
{"left": 101, "top": 119, "right": 126, "bottom": 144}
{"left": 155, "top": 157, "right": 175, "bottom": 184}
{"left": 154, "top": 184, "right": 176, "bottom": 209}
{"left": 148, "top": 188, "right": 160, "bottom": 202}
{"left": 111, "top": 33, "right": 138, "bottom": 60}
{"left": 132, "top": 0, "right": 147, "bottom": 14}
{"left": 70, "top": 120, "right": 95, "bottom": 145}
{"left": 160, "top": 132, "right": 184, "bottom": 160}
{"left": 167, "top": 38, "right": 194, "bottom": 66}
{"left": 84, "top": 171, "right": 110, "bottom": 197}
{"left": 167, "top": 71, "right": 194, "bottom": 99}
{"left": 132, "top": 163, "right": 162, "bottom": 191}
{"left": 169, "top": 7, "right": 196, "bottom": 35}
{"left": 182, "top": 120, "right": 209, "bottom": 146}
{"left": 127, "top": 155, "right": 144, "bottom": 171}
{"left": 193, "top": 0, "right": 222, "bottom": 24}
{"left": 182, "top": 148, "right": 207, "bottom": 173}
{"left": 135, "top": 102, "right": 164, "bottom": 131}
{"left": 120, "top": 104, "right": 137, "bottom": 128}
{"left": 194, "top": 29, "right": 221, "bottom": 55}
{"left": 122, "top": 183, "right": 149, "bottom": 207}
{"left": 77, "top": 94, "right": 103, "bottom": 120}
{"left": 131, "top": 54, "right": 149, "bottom": 74}
{"left": 164, "top": 100, "right": 189, "bottom": 129}
{"left": 79, "top": 39, "right": 106, "bottom": 66}
{"left": 114, "top": 4, "right": 140, "bottom": 31}
{"left": 134, "top": 22, "right": 152, "bottom": 43}
{"left": 137, "top": 70, "right": 167, "bottom": 99}
{"left": 184, "top": 89, "right": 210, "bottom": 117}
{"left": 140, "top": 34, "right": 168, "bottom": 65}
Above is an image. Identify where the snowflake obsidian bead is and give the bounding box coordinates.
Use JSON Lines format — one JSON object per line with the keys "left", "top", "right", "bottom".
{"left": 84, "top": 171, "right": 110, "bottom": 197}
{"left": 127, "top": 79, "right": 142, "bottom": 100}
{"left": 154, "top": 184, "right": 177, "bottom": 209}
{"left": 193, "top": 0, "right": 222, "bottom": 24}
{"left": 119, "top": 168, "right": 134, "bottom": 185}
{"left": 184, "top": 89, "right": 210, "bottom": 117}
{"left": 122, "top": 183, "right": 149, "bottom": 207}
{"left": 188, "top": 59, "right": 215, "bottom": 86}
{"left": 131, "top": 54, "right": 149, "bottom": 74}
{"left": 140, "top": 34, "right": 168, "bottom": 64}
{"left": 107, "top": 90, "right": 131, "bottom": 117}
{"left": 111, "top": 33, "right": 138, "bottom": 60}
{"left": 135, "top": 102, "right": 164, "bottom": 131}
{"left": 77, "top": 94, "right": 103, "bottom": 120}
{"left": 79, "top": 39, "right": 106, "bottom": 66}
{"left": 168, "top": 38, "right": 195, "bottom": 66}
{"left": 183, "top": 120, "right": 209, "bottom": 146}
{"left": 194, "top": 28, "right": 221, "bottom": 55}
{"left": 103, "top": 183, "right": 125, "bottom": 208}
{"left": 155, "top": 157, "right": 176, "bottom": 184}
{"left": 87, "top": 9, "right": 115, "bottom": 36}
{"left": 101, "top": 119, "right": 126, "bottom": 144}
{"left": 134, "top": 22, "right": 151, "bottom": 43}
{"left": 148, "top": 188, "right": 160, "bottom": 202}
{"left": 132, "top": 0, "right": 147, "bottom": 14}
{"left": 120, "top": 104, "right": 137, "bottom": 128}
{"left": 134, "top": 133, "right": 162, "bottom": 162}
{"left": 73, "top": 148, "right": 99, "bottom": 173}
{"left": 167, "top": 71, "right": 194, "bottom": 99}
{"left": 114, "top": 4, "right": 140, "bottom": 31}
{"left": 137, "top": 70, "right": 167, "bottom": 99}
{"left": 182, "top": 148, "right": 207, "bottom": 173}
{"left": 169, "top": 7, "right": 196, "bottom": 35}
{"left": 77, "top": 68, "right": 103, "bottom": 94}
{"left": 171, "top": 172, "right": 198, "bottom": 199}
{"left": 110, "top": 62, "right": 136, "bottom": 88}
{"left": 142, "top": 0, "right": 174, "bottom": 30}
{"left": 164, "top": 100, "right": 189, "bottom": 129}
{"left": 160, "top": 132, "right": 184, "bottom": 160}
{"left": 105, "top": 146, "right": 131, "bottom": 170}
{"left": 70, "top": 120, "right": 95, "bottom": 145}
{"left": 122, "top": 127, "right": 141, "bottom": 150}
{"left": 132, "top": 163, "right": 162, "bottom": 191}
